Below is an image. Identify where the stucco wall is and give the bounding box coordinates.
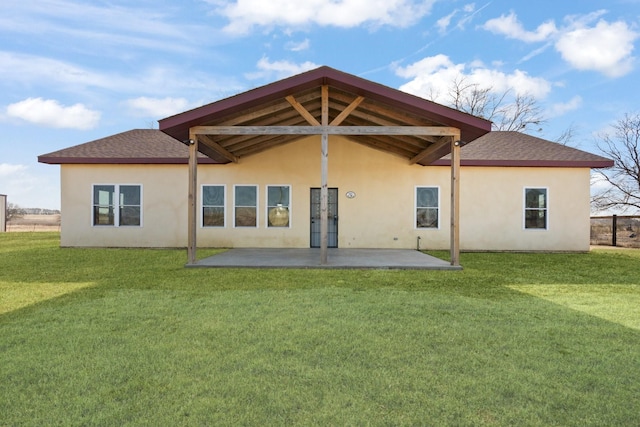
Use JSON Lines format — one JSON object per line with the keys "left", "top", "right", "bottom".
{"left": 60, "top": 164, "right": 189, "bottom": 247}
{"left": 59, "top": 136, "right": 591, "bottom": 251}
{"left": 457, "top": 166, "right": 591, "bottom": 251}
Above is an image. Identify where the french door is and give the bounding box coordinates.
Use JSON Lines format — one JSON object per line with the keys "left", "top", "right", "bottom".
{"left": 310, "top": 188, "right": 338, "bottom": 248}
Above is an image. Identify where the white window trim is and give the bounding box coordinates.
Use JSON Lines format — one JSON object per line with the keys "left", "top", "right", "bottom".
{"left": 265, "top": 184, "right": 292, "bottom": 229}
{"left": 415, "top": 186, "right": 440, "bottom": 230}
{"left": 523, "top": 187, "right": 549, "bottom": 231}
{"left": 91, "top": 184, "right": 143, "bottom": 227}
{"left": 233, "top": 184, "right": 259, "bottom": 228}
{"left": 201, "top": 184, "right": 226, "bottom": 228}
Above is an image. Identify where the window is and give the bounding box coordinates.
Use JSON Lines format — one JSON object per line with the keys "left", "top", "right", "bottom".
{"left": 267, "top": 185, "right": 291, "bottom": 227}
{"left": 202, "top": 185, "right": 225, "bottom": 227}
{"left": 416, "top": 187, "right": 439, "bottom": 228}
{"left": 524, "top": 188, "right": 547, "bottom": 229}
{"left": 93, "top": 184, "right": 141, "bottom": 226}
{"left": 234, "top": 185, "right": 257, "bottom": 227}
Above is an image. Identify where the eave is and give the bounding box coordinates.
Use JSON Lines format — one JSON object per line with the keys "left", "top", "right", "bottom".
{"left": 159, "top": 66, "right": 491, "bottom": 166}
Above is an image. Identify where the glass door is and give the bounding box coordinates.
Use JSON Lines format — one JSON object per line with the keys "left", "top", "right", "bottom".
{"left": 310, "top": 188, "right": 338, "bottom": 248}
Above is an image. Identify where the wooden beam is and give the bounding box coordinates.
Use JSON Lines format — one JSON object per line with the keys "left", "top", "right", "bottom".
{"left": 351, "top": 136, "right": 416, "bottom": 159}
{"left": 320, "top": 85, "right": 329, "bottom": 265}
{"left": 191, "top": 125, "right": 461, "bottom": 136}
{"left": 409, "top": 137, "right": 451, "bottom": 165}
{"left": 187, "top": 133, "right": 198, "bottom": 265}
{"left": 285, "top": 95, "right": 321, "bottom": 126}
{"left": 234, "top": 135, "right": 301, "bottom": 158}
{"left": 330, "top": 96, "right": 365, "bottom": 126}
{"left": 450, "top": 134, "right": 461, "bottom": 266}
{"left": 328, "top": 91, "right": 435, "bottom": 126}
{"left": 216, "top": 99, "right": 296, "bottom": 126}
{"left": 341, "top": 115, "right": 439, "bottom": 148}
{"left": 199, "top": 135, "right": 239, "bottom": 163}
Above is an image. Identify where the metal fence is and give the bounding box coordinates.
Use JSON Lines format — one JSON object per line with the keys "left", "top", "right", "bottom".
{"left": 590, "top": 215, "right": 640, "bottom": 248}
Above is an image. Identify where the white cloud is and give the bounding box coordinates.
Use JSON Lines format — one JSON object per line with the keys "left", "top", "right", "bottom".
{"left": 245, "top": 57, "right": 320, "bottom": 80}
{"left": 0, "top": 1, "right": 202, "bottom": 54}
{"left": 125, "top": 97, "right": 194, "bottom": 118}
{"left": 395, "top": 54, "right": 552, "bottom": 102}
{"left": 555, "top": 19, "right": 638, "bottom": 77}
{"left": 6, "top": 98, "right": 100, "bottom": 130}
{"left": 210, "top": 0, "right": 436, "bottom": 35}
{"left": 0, "top": 51, "right": 115, "bottom": 90}
{"left": 435, "top": 3, "right": 478, "bottom": 34}
{"left": 0, "top": 163, "right": 27, "bottom": 177}
{"left": 0, "top": 164, "right": 35, "bottom": 205}
{"left": 0, "top": 51, "right": 244, "bottom": 100}
{"left": 0, "top": 164, "right": 59, "bottom": 209}
{"left": 482, "top": 11, "right": 638, "bottom": 77}
{"left": 482, "top": 12, "right": 557, "bottom": 42}
{"left": 548, "top": 96, "right": 582, "bottom": 117}
{"left": 436, "top": 10, "right": 457, "bottom": 34}
{"left": 286, "top": 39, "right": 310, "bottom": 52}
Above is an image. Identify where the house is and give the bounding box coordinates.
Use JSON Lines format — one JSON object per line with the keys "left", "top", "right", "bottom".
{"left": 38, "top": 66, "right": 613, "bottom": 263}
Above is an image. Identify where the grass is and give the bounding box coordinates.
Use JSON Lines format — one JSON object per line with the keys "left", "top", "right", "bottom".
{"left": 1, "top": 233, "right": 639, "bottom": 426}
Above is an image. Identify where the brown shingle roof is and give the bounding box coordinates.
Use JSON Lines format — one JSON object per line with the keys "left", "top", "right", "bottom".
{"left": 433, "top": 131, "right": 613, "bottom": 168}
{"left": 38, "top": 129, "right": 613, "bottom": 169}
{"left": 38, "top": 129, "right": 215, "bottom": 165}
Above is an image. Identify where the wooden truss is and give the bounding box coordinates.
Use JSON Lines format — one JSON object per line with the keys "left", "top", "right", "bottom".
{"left": 186, "top": 86, "right": 462, "bottom": 266}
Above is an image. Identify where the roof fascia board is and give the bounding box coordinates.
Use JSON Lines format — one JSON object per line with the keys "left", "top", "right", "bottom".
{"left": 159, "top": 66, "right": 492, "bottom": 142}
{"left": 37, "top": 157, "right": 220, "bottom": 165}
{"left": 430, "top": 159, "right": 615, "bottom": 168}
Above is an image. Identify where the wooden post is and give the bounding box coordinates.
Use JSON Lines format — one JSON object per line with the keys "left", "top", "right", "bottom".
{"left": 320, "top": 85, "right": 329, "bottom": 265}
{"left": 612, "top": 214, "right": 617, "bottom": 247}
{"left": 450, "top": 136, "right": 461, "bottom": 266}
{"left": 187, "top": 134, "right": 198, "bottom": 265}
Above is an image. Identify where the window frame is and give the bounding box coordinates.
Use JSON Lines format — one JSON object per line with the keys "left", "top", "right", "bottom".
{"left": 92, "top": 184, "right": 142, "bottom": 227}
{"left": 233, "top": 184, "right": 258, "bottom": 228}
{"left": 415, "top": 186, "right": 440, "bottom": 230}
{"left": 201, "top": 184, "right": 226, "bottom": 228}
{"left": 523, "top": 187, "right": 549, "bottom": 230}
{"left": 266, "top": 185, "right": 292, "bottom": 228}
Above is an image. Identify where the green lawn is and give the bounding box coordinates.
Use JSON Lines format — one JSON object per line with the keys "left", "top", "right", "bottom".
{"left": 1, "top": 233, "right": 639, "bottom": 426}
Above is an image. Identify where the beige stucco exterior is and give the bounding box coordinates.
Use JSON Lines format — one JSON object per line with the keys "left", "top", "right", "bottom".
{"left": 59, "top": 136, "right": 591, "bottom": 251}
{"left": 458, "top": 166, "right": 591, "bottom": 251}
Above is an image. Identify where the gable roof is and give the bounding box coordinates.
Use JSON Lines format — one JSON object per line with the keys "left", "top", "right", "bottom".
{"left": 433, "top": 131, "right": 613, "bottom": 168}
{"left": 159, "top": 66, "right": 492, "bottom": 166}
{"left": 38, "top": 129, "right": 215, "bottom": 165}
{"left": 39, "top": 129, "right": 613, "bottom": 169}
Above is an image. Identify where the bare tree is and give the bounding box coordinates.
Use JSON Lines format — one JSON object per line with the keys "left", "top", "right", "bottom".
{"left": 593, "top": 113, "right": 640, "bottom": 213}
{"left": 554, "top": 124, "right": 577, "bottom": 146}
{"left": 440, "top": 77, "right": 545, "bottom": 133}
{"left": 6, "top": 203, "right": 25, "bottom": 220}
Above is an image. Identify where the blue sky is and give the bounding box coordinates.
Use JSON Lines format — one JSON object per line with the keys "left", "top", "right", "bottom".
{"left": 1, "top": 0, "right": 639, "bottom": 209}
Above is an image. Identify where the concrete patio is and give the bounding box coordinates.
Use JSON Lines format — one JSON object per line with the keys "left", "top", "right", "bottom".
{"left": 187, "top": 248, "right": 461, "bottom": 270}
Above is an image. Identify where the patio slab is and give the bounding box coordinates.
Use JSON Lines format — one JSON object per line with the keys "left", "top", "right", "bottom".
{"left": 187, "top": 248, "right": 461, "bottom": 270}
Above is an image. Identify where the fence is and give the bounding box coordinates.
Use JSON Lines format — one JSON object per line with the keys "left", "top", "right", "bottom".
{"left": 590, "top": 215, "right": 640, "bottom": 248}
{"left": 5, "top": 214, "right": 61, "bottom": 232}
